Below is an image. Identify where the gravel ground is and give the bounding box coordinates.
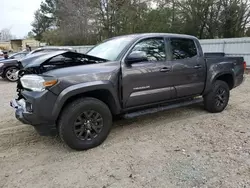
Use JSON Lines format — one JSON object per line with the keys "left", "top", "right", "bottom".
{"left": 0, "top": 76, "right": 250, "bottom": 188}
{"left": 0, "top": 79, "right": 19, "bottom": 130}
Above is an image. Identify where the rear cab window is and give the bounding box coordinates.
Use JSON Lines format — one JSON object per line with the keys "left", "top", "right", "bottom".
{"left": 169, "top": 38, "right": 198, "bottom": 60}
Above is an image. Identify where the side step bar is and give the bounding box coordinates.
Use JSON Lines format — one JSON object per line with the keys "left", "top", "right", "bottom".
{"left": 124, "top": 97, "right": 203, "bottom": 119}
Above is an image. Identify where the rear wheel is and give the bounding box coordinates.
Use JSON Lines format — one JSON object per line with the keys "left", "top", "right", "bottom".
{"left": 58, "top": 97, "right": 112, "bottom": 150}
{"left": 203, "top": 80, "right": 230, "bottom": 113}
{"left": 4, "top": 67, "right": 19, "bottom": 82}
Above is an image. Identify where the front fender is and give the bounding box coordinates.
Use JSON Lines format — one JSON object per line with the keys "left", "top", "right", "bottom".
{"left": 52, "top": 80, "right": 121, "bottom": 119}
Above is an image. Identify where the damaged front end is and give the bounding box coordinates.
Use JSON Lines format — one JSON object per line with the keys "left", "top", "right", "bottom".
{"left": 11, "top": 51, "right": 108, "bottom": 135}
{"left": 15, "top": 51, "right": 108, "bottom": 99}
{"left": 17, "top": 51, "right": 107, "bottom": 77}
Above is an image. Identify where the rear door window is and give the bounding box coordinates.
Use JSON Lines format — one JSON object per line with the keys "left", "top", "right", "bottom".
{"left": 170, "top": 38, "right": 197, "bottom": 60}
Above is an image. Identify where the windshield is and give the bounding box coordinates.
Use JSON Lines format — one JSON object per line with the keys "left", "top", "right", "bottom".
{"left": 87, "top": 36, "right": 135, "bottom": 61}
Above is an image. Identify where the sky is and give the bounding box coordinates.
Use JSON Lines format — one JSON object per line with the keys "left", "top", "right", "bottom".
{"left": 0, "top": 0, "right": 42, "bottom": 38}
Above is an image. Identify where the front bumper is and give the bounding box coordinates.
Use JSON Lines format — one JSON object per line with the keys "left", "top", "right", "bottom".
{"left": 10, "top": 99, "right": 30, "bottom": 124}
{"left": 10, "top": 90, "right": 58, "bottom": 136}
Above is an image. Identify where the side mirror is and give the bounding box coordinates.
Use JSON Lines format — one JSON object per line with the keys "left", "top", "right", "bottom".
{"left": 125, "top": 51, "right": 148, "bottom": 64}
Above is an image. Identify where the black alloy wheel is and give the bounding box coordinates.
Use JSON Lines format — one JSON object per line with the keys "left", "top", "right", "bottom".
{"left": 58, "top": 97, "right": 113, "bottom": 150}
{"left": 203, "top": 80, "right": 230, "bottom": 113}
{"left": 215, "top": 87, "right": 227, "bottom": 107}
{"left": 74, "top": 110, "right": 104, "bottom": 141}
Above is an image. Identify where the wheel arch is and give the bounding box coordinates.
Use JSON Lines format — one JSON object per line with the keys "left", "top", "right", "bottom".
{"left": 204, "top": 71, "right": 235, "bottom": 95}
{"left": 52, "top": 81, "right": 121, "bottom": 121}
{"left": 214, "top": 73, "right": 234, "bottom": 90}
{"left": 3, "top": 66, "right": 19, "bottom": 80}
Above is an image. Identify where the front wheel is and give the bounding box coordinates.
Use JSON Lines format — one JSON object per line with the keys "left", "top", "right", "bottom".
{"left": 203, "top": 80, "right": 230, "bottom": 113}
{"left": 58, "top": 97, "right": 113, "bottom": 150}
{"left": 4, "top": 67, "right": 19, "bottom": 82}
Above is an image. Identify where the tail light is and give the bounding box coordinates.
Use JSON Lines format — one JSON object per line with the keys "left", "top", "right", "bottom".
{"left": 243, "top": 61, "right": 246, "bottom": 70}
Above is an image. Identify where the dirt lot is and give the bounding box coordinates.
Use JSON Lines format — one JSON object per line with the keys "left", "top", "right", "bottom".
{"left": 0, "top": 76, "right": 250, "bottom": 188}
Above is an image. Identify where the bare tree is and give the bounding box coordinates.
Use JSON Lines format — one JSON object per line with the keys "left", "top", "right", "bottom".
{"left": 0, "top": 28, "right": 14, "bottom": 41}
{"left": 31, "top": 0, "right": 250, "bottom": 45}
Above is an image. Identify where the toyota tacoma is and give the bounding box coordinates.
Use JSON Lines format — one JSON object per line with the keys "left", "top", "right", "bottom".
{"left": 10, "top": 33, "right": 246, "bottom": 150}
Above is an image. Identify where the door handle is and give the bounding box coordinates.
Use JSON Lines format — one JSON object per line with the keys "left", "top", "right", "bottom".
{"left": 160, "top": 67, "right": 171, "bottom": 72}
{"left": 194, "top": 65, "right": 202, "bottom": 69}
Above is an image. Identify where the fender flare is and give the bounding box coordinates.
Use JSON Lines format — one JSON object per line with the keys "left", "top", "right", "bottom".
{"left": 203, "top": 70, "right": 235, "bottom": 95}
{"left": 52, "top": 81, "right": 121, "bottom": 119}
{"left": 213, "top": 71, "right": 235, "bottom": 85}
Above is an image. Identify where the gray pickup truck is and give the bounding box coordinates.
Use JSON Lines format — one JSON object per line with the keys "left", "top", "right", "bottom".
{"left": 10, "top": 33, "right": 246, "bottom": 150}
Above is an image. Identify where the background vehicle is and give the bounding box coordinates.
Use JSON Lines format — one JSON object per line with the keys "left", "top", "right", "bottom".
{"left": 27, "top": 46, "right": 76, "bottom": 55}
{"left": 11, "top": 33, "right": 246, "bottom": 150}
{"left": 0, "top": 46, "right": 75, "bottom": 81}
{"left": 0, "top": 51, "right": 28, "bottom": 61}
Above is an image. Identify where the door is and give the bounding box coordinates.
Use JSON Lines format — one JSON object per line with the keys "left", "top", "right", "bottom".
{"left": 168, "top": 38, "right": 206, "bottom": 98}
{"left": 122, "top": 37, "right": 175, "bottom": 108}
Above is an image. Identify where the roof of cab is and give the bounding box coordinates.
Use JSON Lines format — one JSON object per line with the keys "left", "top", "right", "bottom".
{"left": 113, "top": 33, "right": 198, "bottom": 40}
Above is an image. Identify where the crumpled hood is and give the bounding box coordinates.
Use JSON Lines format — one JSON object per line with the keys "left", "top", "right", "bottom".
{"left": 20, "top": 52, "right": 54, "bottom": 67}
{"left": 21, "top": 51, "right": 107, "bottom": 68}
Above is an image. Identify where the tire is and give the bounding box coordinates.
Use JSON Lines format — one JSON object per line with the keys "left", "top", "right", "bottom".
{"left": 4, "top": 67, "right": 19, "bottom": 82}
{"left": 203, "top": 80, "right": 230, "bottom": 113}
{"left": 58, "top": 97, "right": 113, "bottom": 150}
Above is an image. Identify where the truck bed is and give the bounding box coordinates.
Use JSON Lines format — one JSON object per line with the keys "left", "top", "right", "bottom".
{"left": 204, "top": 54, "right": 245, "bottom": 93}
